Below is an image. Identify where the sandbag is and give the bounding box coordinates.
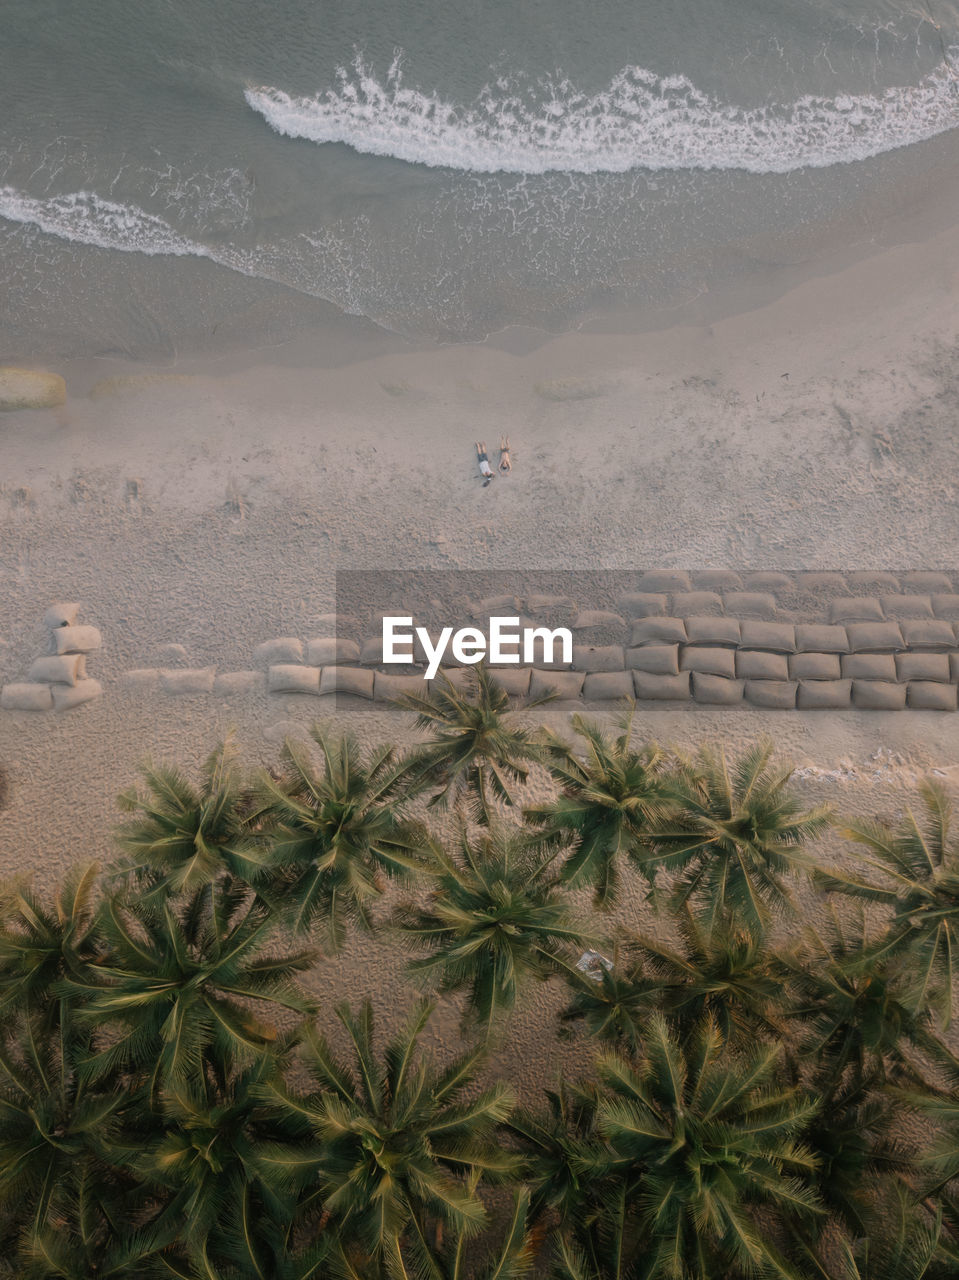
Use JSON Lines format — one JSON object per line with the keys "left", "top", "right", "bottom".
{"left": 680, "top": 647, "right": 736, "bottom": 679}
{"left": 692, "top": 571, "right": 743, "bottom": 590}
{"left": 739, "top": 621, "right": 796, "bottom": 653}
{"left": 932, "top": 595, "right": 959, "bottom": 620}
{"left": 319, "top": 667, "right": 375, "bottom": 699}
{"left": 797, "top": 679, "right": 852, "bottom": 709}
{"left": 374, "top": 672, "right": 429, "bottom": 702}
{"left": 626, "top": 645, "right": 680, "bottom": 675}
{"left": 360, "top": 637, "right": 385, "bottom": 665}
{"left": 841, "top": 654, "right": 897, "bottom": 681}
{"left": 0, "top": 367, "right": 66, "bottom": 410}
{"left": 156, "top": 643, "right": 189, "bottom": 666}
{"left": 267, "top": 665, "right": 320, "bottom": 695}
{"left": 691, "top": 673, "right": 744, "bottom": 705}
{"left": 952, "top": 655, "right": 959, "bottom": 682}
{"left": 828, "top": 598, "right": 884, "bottom": 623}
{"left": 745, "top": 680, "right": 797, "bottom": 709}
{"left": 307, "top": 637, "right": 362, "bottom": 666}
{"left": 488, "top": 668, "right": 533, "bottom": 697}
{"left": 160, "top": 668, "right": 216, "bottom": 695}
{"left": 52, "top": 679, "right": 102, "bottom": 711}
{"left": 54, "top": 625, "right": 101, "bottom": 655}
{"left": 1, "top": 683, "right": 53, "bottom": 711}
{"left": 524, "top": 632, "right": 574, "bottom": 669}
{"left": 120, "top": 668, "right": 160, "bottom": 690}
{"left": 684, "top": 616, "right": 741, "bottom": 646}
{"left": 310, "top": 612, "right": 358, "bottom": 636}
{"left": 881, "top": 595, "right": 934, "bottom": 620}
{"left": 43, "top": 602, "right": 80, "bottom": 629}
{"left": 638, "top": 571, "right": 691, "bottom": 593}
{"left": 28, "top": 655, "right": 84, "bottom": 685}
{"left": 528, "top": 670, "right": 585, "bottom": 699}
{"left": 722, "top": 592, "right": 777, "bottom": 619}
{"left": 907, "top": 682, "right": 958, "bottom": 711}
{"left": 789, "top": 653, "right": 841, "bottom": 680}
{"left": 902, "top": 572, "right": 953, "bottom": 592}
{"left": 742, "top": 572, "right": 792, "bottom": 591}
{"left": 253, "top": 638, "right": 303, "bottom": 667}
{"left": 896, "top": 652, "right": 951, "bottom": 682}
{"left": 794, "top": 625, "right": 849, "bottom": 654}
{"left": 671, "top": 591, "right": 723, "bottom": 618}
{"left": 617, "top": 593, "right": 668, "bottom": 618}
{"left": 632, "top": 671, "right": 691, "bottom": 701}
{"left": 571, "top": 645, "right": 625, "bottom": 673}
{"left": 629, "top": 617, "right": 687, "bottom": 647}
{"left": 846, "top": 622, "right": 905, "bottom": 653}
{"left": 583, "top": 672, "right": 634, "bottom": 701}
{"left": 736, "top": 651, "right": 788, "bottom": 681}
{"left": 213, "top": 671, "right": 265, "bottom": 695}
{"left": 852, "top": 680, "right": 907, "bottom": 710}
{"left": 900, "top": 620, "right": 956, "bottom": 650}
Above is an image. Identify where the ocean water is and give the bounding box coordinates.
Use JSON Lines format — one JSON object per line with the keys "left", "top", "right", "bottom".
{"left": 3, "top": 0, "right": 959, "bottom": 356}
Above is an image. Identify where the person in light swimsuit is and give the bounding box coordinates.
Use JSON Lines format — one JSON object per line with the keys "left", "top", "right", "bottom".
{"left": 499, "top": 436, "right": 512, "bottom": 472}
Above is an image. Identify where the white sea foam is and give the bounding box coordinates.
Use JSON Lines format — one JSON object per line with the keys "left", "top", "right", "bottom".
{"left": 0, "top": 187, "right": 214, "bottom": 257}
{"left": 245, "top": 54, "right": 959, "bottom": 174}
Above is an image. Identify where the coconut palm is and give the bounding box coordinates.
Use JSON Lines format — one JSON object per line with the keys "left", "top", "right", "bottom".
{"left": 395, "top": 829, "right": 597, "bottom": 1034}
{"left": 71, "top": 881, "right": 315, "bottom": 1099}
{"left": 257, "top": 1000, "right": 519, "bottom": 1268}
{"left": 815, "top": 779, "right": 959, "bottom": 1027}
{"left": 397, "top": 665, "right": 546, "bottom": 824}
{"left": 0, "top": 862, "right": 102, "bottom": 1032}
{"left": 134, "top": 1050, "right": 325, "bottom": 1280}
{"left": 257, "top": 725, "right": 432, "bottom": 952}
{"left": 786, "top": 906, "right": 953, "bottom": 1089}
{"left": 624, "top": 907, "right": 795, "bottom": 1047}
{"left": 595, "top": 1014, "right": 822, "bottom": 1280}
{"left": 114, "top": 739, "right": 269, "bottom": 900}
{"left": 558, "top": 948, "right": 660, "bottom": 1057}
{"left": 649, "top": 739, "right": 832, "bottom": 935}
{"left": 330, "top": 1183, "right": 540, "bottom": 1280}
{"left": 524, "top": 710, "right": 679, "bottom": 908}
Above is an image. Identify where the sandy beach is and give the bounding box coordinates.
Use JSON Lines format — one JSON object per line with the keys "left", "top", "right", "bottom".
{"left": 3, "top": 187, "right": 959, "bottom": 1088}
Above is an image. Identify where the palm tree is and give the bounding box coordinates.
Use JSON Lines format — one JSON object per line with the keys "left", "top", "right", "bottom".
{"left": 257, "top": 725, "right": 433, "bottom": 953}
{"left": 397, "top": 665, "right": 546, "bottom": 824}
{"left": 595, "top": 1014, "right": 822, "bottom": 1280}
{"left": 621, "top": 907, "right": 795, "bottom": 1047}
{"left": 71, "top": 881, "right": 315, "bottom": 1099}
{"left": 558, "top": 948, "right": 660, "bottom": 1057}
{"left": 134, "top": 1052, "right": 326, "bottom": 1280}
{"left": 815, "top": 779, "right": 959, "bottom": 1027}
{"left": 649, "top": 739, "right": 832, "bottom": 936}
{"left": 394, "top": 829, "right": 597, "bottom": 1035}
{"left": 114, "top": 739, "right": 269, "bottom": 900}
{"left": 0, "top": 862, "right": 102, "bottom": 1033}
{"left": 786, "top": 906, "right": 953, "bottom": 1090}
{"left": 258, "top": 1000, "right": 519, "bottom": 1269}
{"left": 524, "top": 710, "right": 679, "bottom": 908}
{"left": 329, "top": 1183, "right": 540, "bottom": 1280}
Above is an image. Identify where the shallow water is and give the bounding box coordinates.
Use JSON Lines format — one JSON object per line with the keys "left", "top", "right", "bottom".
{"left": 3, "top": 0, "right": 959, "bottom": 354}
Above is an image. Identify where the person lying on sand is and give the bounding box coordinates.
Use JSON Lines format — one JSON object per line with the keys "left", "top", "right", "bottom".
{"left": 476, "top": 442, "right": 494, "bottom": 483}
{"left": 499, "top": 436, "right": 512, "bottom": 472}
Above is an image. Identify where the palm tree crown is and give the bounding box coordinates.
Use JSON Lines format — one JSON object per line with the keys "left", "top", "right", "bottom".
{"left": 395, "top": 829, "right": 596, "bottom": 1034}
{"left": 397, "top": 665, "right": 546, "bottom": 823}
{"left": 258, "top": 725, "right": 432, "bottom": 951}
{"left": 650, "top": 739, "right": 832, "bottom": 935}
{"left": 525, "top": 709, "right": 678, "bottom": 907}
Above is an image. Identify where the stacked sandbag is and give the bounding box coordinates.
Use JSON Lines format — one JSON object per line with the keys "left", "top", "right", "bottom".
{"left": 1, "top": 605, "right": 102, "bottom": 712}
